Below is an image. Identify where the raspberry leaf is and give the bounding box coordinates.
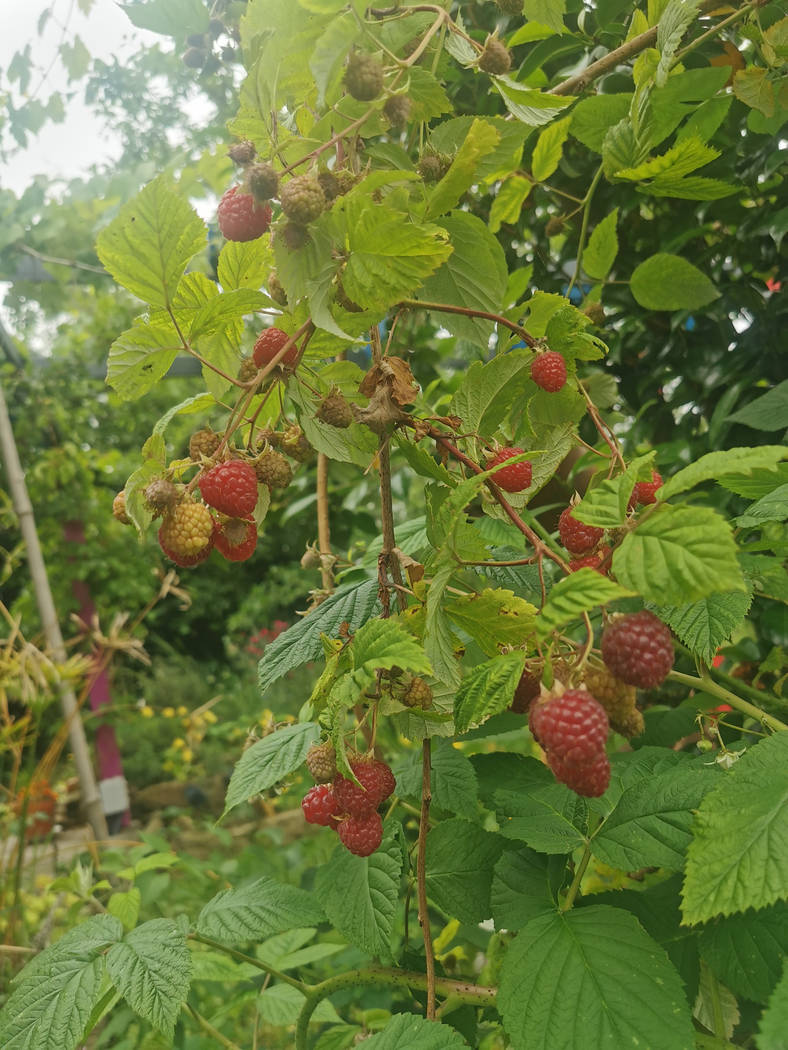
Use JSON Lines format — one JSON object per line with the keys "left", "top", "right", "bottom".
{"left": 630, "top": 252, "right": 719, "bottom": 311}
{"left": 590, "top": 763, "right": 720, "bottom": 871}
{"left": 258, "top": 983, "right": 341, "bottom": 1026}
{"left": 582, "top": 208, "right": 619, "bottom": 280}
{"left": 494, "top": 780, "right": 588, "bottom": 854}
{"left": 316, "top": 830, "right": 403, "bottom": 961}
{"left": 447, "top": 588, "right": 537, "bottom": 655}
{"left": 758, "top": 965, "right": 788, "bottom": 1050}
{"left": 682, "top": 731, "right": 788, "bottom": 924}
{"left": 361, "top": 1013, "right": 470, "bottom": 1049}
{"left": 653, "top": 591, "right": 753, "bottom": 664}
{"left": 491, "top": 847, "right": 560, "bottom": 931}
{"left": 454, "top": 650, "right": 527, "bottom": 733}
{"left": 537, "top": 569, "right": 633, "bottom": 636}
{"left": 532, "top": 115, "right": 572, "bottom": 183}
{"left": 105, "top": 919, "right": 191, "bottom": 1037}
{"left": 217, "top": 236, "right": 274, "bottom": 291}
{"left": 350, "top": 618, "right": 432, "bottom": 683}
{"left": 499, "top": 906, "right": 695, "bottom": 1050}
{"left": 425, "top": 818, "right": 504, "bottom": 924}
{"left": 395, "top": 739, "right": 478, "bottom": 815}
{"left": 698, "top": 902, "right": 788, "bottom": 1004}
{"left": 196, "top": 877, "right": 324, "bottom": 945}
{"left": 449, "top": 349, "right": 533, "bottom": 437}
{"left": 106, "top": 322, "right": 182, "bottom": 401}
{"left": 612, "top": 504, "right": 745, "bottom": 604}
{"left": 0, "top": 915, "right": 123, "bottom": 1050}
{"left": 659, "top": 445, "right": 788, "bottom": 500}
{"left": 287, "top": 379, "right": 378, "bottom": 467}
{"left": 223, "top": 722, "right": 320, "bottom": 815}
{"left": 96, "top": 177, "right": 205, "bottom": 310}
{"left": 426, "top": 120, "right": 501, "bottom": 219}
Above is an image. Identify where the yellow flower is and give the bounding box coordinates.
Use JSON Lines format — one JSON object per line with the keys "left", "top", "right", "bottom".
{"left": 182, "top": 748, "right": 194, "bottom": 763}
{"left": 203, "top": 710, "right": 218, "bottom": 724}
{"left": 163, "top": 706, "right": 175, "bottom": 718}
{"left": 141, "top": 705, "right": 154, "bottom": 718}
{"left": 176, "top": 705, "right": 188, "bottom": 716}
{"left": 172, "top": 738, "right": 186, "bottom": 750}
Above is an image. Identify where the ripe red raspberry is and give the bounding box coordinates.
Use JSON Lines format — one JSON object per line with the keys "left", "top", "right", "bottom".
{"left": 548, "top": 750, "right": 610, "bottom": 798}
{"left": 217, "top": 186, "right": 272, "bottom": 241}
{"left": 158, "top": 502, "right": 215, "bottom": 564}
{"left": 601, "top": 610, "right": 674, "bottom": 689}
{"left": 199, "top": 460, "right": 258, "bottom": 518}
{"left": 253, "top": 327, "right": 299, "bottom": 369}
{"left": 333, "top": 759, "right": 395, "bottom": 818}
{"left": 529, "top": 688, "right": 609, "bottom": 765}
{"left": 558, "top": 506, "right": 604, "bottom": 555}
{"left": 531, "top": 351, "right": 567, "bottom": 393}
{"left": 214, "top": 518, "right": 257, "bottom": 562}
{"left": 628, "top": 470, "right": 663, "bottom": 510}
{"left": 569, "top": 546, "right": 610, "bottom": 574}
{"left": 337, "top": 811, "right": 383, "bottom": 856}
{"left": 487, "top": 447, "right": 533, "bottom": 493}
{"left": 302, "top": 784, "right": 340, "bottom": 827}
{"left": 305, "top": 741, "right": 337, "bottom": 783}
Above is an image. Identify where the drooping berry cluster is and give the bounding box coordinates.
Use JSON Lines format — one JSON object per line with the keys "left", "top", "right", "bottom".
{"left": 529, "top": 687, "right": 611, "bottom": 797}
{"left": 601, "top": 610, "right": 674, "bottom": 689}
{"left": 301, "top": 753, "right": 396, "bottom": 857}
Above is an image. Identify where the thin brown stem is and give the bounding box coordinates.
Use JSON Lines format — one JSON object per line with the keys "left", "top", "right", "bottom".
{"left": 418, "top": 739, "right": 436, "bottom": 1019}
{"left": 316, "top": 453, "right": 335, "bottom": 595}
{"left": 578, "top": 383, "right": 626, "bottom": 472}
{"left": 398, "top": 298, "right": 539, "bottom": 348}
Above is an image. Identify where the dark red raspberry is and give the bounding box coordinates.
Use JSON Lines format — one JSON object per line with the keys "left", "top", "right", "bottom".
{"left": 333, "top": 759, "right": 395, "bottom": 818}
{"left": 487, "top": 447, "right": 533, "bottom": 492}
{"left": 510, "top": 671, "right": 540, "bottom": 714}
{"left": 558, "top": 506, "right": 604, "bottom": 555}
{"left": 569, "top": 546, "right": 610, "bottom": 574}
{"left": 531, "top": 351, "right": 567, "bottom": 393}
{"left": 601, "top": 610, "right": 674, "bottom": 689}
{"left": 217, "top": 186, "right": 272, "bottom": 242}
{"left": 302, "top": 784, "right": 340, "bottom": 827}
{"left": 337, "top": 811, "right": 383, "bottom": 856}
{"left": 253, "top": 327, "right": 299, "bottom": 369}
{"left": 214, "top": 518, "right": 257, "bottom": 561}
{"left": 199, "top": 460, "right": 259, "bottom": 518}
{"left": 548, "top": 750, "right": 610, "bottom": 798}
{"left": 529, "top": 688, "right": 609, "bottom": 765}
{"left": 628, "top": 470, "right": 663, "bottom": 510}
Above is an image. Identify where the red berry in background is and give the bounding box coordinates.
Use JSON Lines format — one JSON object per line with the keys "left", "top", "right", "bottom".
{"left": 529, "top": 688, "right": 609, "bottom": 765}
{"left": 253, "top": 327, "right": 299, "bottom": 369}
{"left": 531, "top": 351, "right": 567, "bottom": 392}
{"left": 548, "top": 750, "right": 611, "bottom": 798}
{"left": 214, "top": 518, "right": 257, "bottom": 562}
{"left": 217, "top": 186, "right": 272, "bottom": 241}
{"left": 333, "top": 758, "right": 395, "bottom": 818}
{"left": 558, "top": 506, "right": 604, "bottom": 555}
{"left": 569, "top": 546, "right": 610, "bottom": 574}
{"left": 338, "top": 811, "right": 383, "bottom": 856}
{"left": 487, "top": 447, "right": 533, "bottom": 492}
{"left": 199, "top": 460, "right": 259, "bottom": 518}
{"left": 302, "top": 784, "right": 340, "bottom": 827}
{"left": 627, "top": 470, "right": 663, "bottom": 510}
{"left": 601, "top": 610, "right": 674, "bottom": 689}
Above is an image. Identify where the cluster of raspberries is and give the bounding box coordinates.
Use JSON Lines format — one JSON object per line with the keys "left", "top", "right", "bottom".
{"left": 529, "top": 687, "right": 611, "bottom": 797}
{"left": 301, "top": 746, "right": 395, "bottom": 857}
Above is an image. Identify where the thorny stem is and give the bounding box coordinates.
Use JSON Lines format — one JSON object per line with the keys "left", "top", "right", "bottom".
{"left": 567, "top": 164, "right": 603, "bottom": 296}
{"left": 316, "top": 454, "right": 335, "bottom": 595}
{"left": 184, "top": 1004, "right": 243, "bottom": 1050}
{"left": 668, "top": 671, "right": 788, "bottom": 733}
{"left": 189, "top": 933, "right": 307, "bottom": 991}
{"left": 294, "top": 967, "right": 496, "bottom": 1050}
{"left": 426, "top": 427, "right": 571, "bottom": 572}
{"left": 418, "top": 739, "right": 437, "bottom": 1019}
{"left": 398, "top": 298, "right": 539, "bottom": 348}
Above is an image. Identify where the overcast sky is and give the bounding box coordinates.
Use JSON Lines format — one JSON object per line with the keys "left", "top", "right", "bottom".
{"left": 2, "top": 0, "right": 161, "bottom": 193}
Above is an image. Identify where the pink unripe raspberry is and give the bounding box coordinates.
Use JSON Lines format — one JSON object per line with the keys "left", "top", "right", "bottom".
{"left": 217, "top": 186, "right": 272, "bottom": 241}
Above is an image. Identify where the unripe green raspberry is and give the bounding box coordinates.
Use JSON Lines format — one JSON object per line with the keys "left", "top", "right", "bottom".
{"left": 228, "top": 140, "right": 256, "bottom": 165}
{"left": 189, "top": 427, "right": 222, "bottom": 462}
{"left": 238, "top": 357, "right": 258, "bottom": 383}
{"left": 418, "top": 153, "right": 450, "bottom": 183}
{"left": 383, "top": 94, "right": 411, "bottom": 127}
{"left": 316, "top": 389, "right": 354, "bottom": 428}
{"left": 478, "top": 36, "right": 512, "bottom": 75}
{"left": 267, "top": 271, "right": 288, "bottom": 306}
{"left": 305, "top": 741, "right": 337, "bottom": 783}
{"left": 248, "top": 162, "right": 279, "bottom": 202}
{"left": 496, "top": 0, "right": 523, "bottom": 14}
{"left": 281, "top": 425, "right": 313, "bottom": 463}
{"left": 144, "top": 479, "right": 179, "bottom": 517}
{"left": 278, "top": 221, "right": 311, "bottom": 251}
{"left": 254, "top": 449, "right": 293, "bottom": 490}
{"left": 582, "top": 664, "right": 638, "bottom": 726}
{"left": 545, "top": 215, "right": 565, "bottom": 237}
{"left": 112, "top": 491, "right": 131, "bottom": 525}
{"left": 159, "top": 502, "right": 214, "bottom": 557}
{"left": 402, "top": 676, "right": 433, "bottom": 709}
{"left": 584, "top": 301, "right": 606, "bottom": 326}
{"left": 344, "top": 51, "right": 384, "bottom": 101}
{"left": 279, "top": 176, "right": 326, "bottom": 225}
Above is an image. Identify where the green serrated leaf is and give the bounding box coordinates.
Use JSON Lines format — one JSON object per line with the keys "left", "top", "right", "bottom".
{"left": 258, "top": 580, "right": 381, "bottom": 695}
{"left": 425, "top": 818, "right": 503, "bottom": 924}
{"left": 316, "top": 831, "right": 403, "bottom": 960}
{"left": 450, "top": 350, "right": 533, "bottom": 438}
{"left": 447, "top": 589, "right": 537, "bottom": 657}
{"left": 106, "top": 919, "right": 191, "bottom": 1037}
{"left": 733, "top": 67, "right": 775, "bottom": 117}
{"left": 96, "top": 177, "right": 205, "bottom": 309}
{"left": 570, "top": 94, "right": 632, "bottom": 153}
{"left": 107, "top": 889, "right": 141, "bottom": 931}
{"left": 495, "top": 80, "right": 574, "bottom": 127}
{"left": 613, "top": 505, "right": 745, "bottom": 604}
{"left": 538, "top": 569, "right": 633, "bottom": 636}
{"left": 725, "top": 383, "right": 788, "bottom": 432}
{"left": 682, "top": 732, "right": 788, "bottom": 924}
{"left": 427, "top": 119, "right": 501, "bottom": 218}
{"left": 362, "top": 1013, "right": 470, "bottom": 1049}
{"left": 395, "top": 740, "right": 478, "bottom": 815}
{"left": 491, "top": 847, "right": 559, "bottom": 931}
{"left": 499, "top": 906, "right": 695, "bottom": 1050}
{"left": 106, "top": 322, "right": 182, "bottom": 401}
{"left": 351, "top": 619, "right": 431, "bottom": 682}
{"left": 490, "top": 175, "right": 532, "bottom": 234}
{"left": 660, "top": 446, "right": 788, "bottom": 499}
{"left": 630, "top": 252, "right": 719, "bottom": 311}
{"left": 757, "top": 962, "right": 788, "bottom": 1050}
{"left": 735, "top": 485, "right": 788, "bottom": 528}
{"left": 655, "top": 592, "right": 753, "bottom": 664}
{"left": 224, "top": 722, "right": 320, "bottom": 814}
{"left": 494, "top": 779, "right": 588, "bottom": 854}
{"left": 196, "top": 877, "right": 324, "bottom": 945}
{"left": 531, "top": 115, "right": 572, "bottom": 182}
{"left": 699, "top": 902, "right": 788, "bottom": 1005}
{"left": 454, "top": 651, "right": 527, "bottom": 734}
{"left": 583, "top": 208, "right": 619, "bottom": 280}
{"left": 258, "top": 982, "right": 342, "bottom": 1026}
{"left": 217, "top": 235, "right": 274, "bottom": 291}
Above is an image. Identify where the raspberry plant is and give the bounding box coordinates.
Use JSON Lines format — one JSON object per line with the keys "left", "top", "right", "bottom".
{"left": 2, "top": 2, "right": 787, "bottom": 1049}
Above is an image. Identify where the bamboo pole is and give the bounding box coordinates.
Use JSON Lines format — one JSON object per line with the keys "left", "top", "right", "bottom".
{"left": 0, "top": 379, "right": 108, "bottom": 840}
